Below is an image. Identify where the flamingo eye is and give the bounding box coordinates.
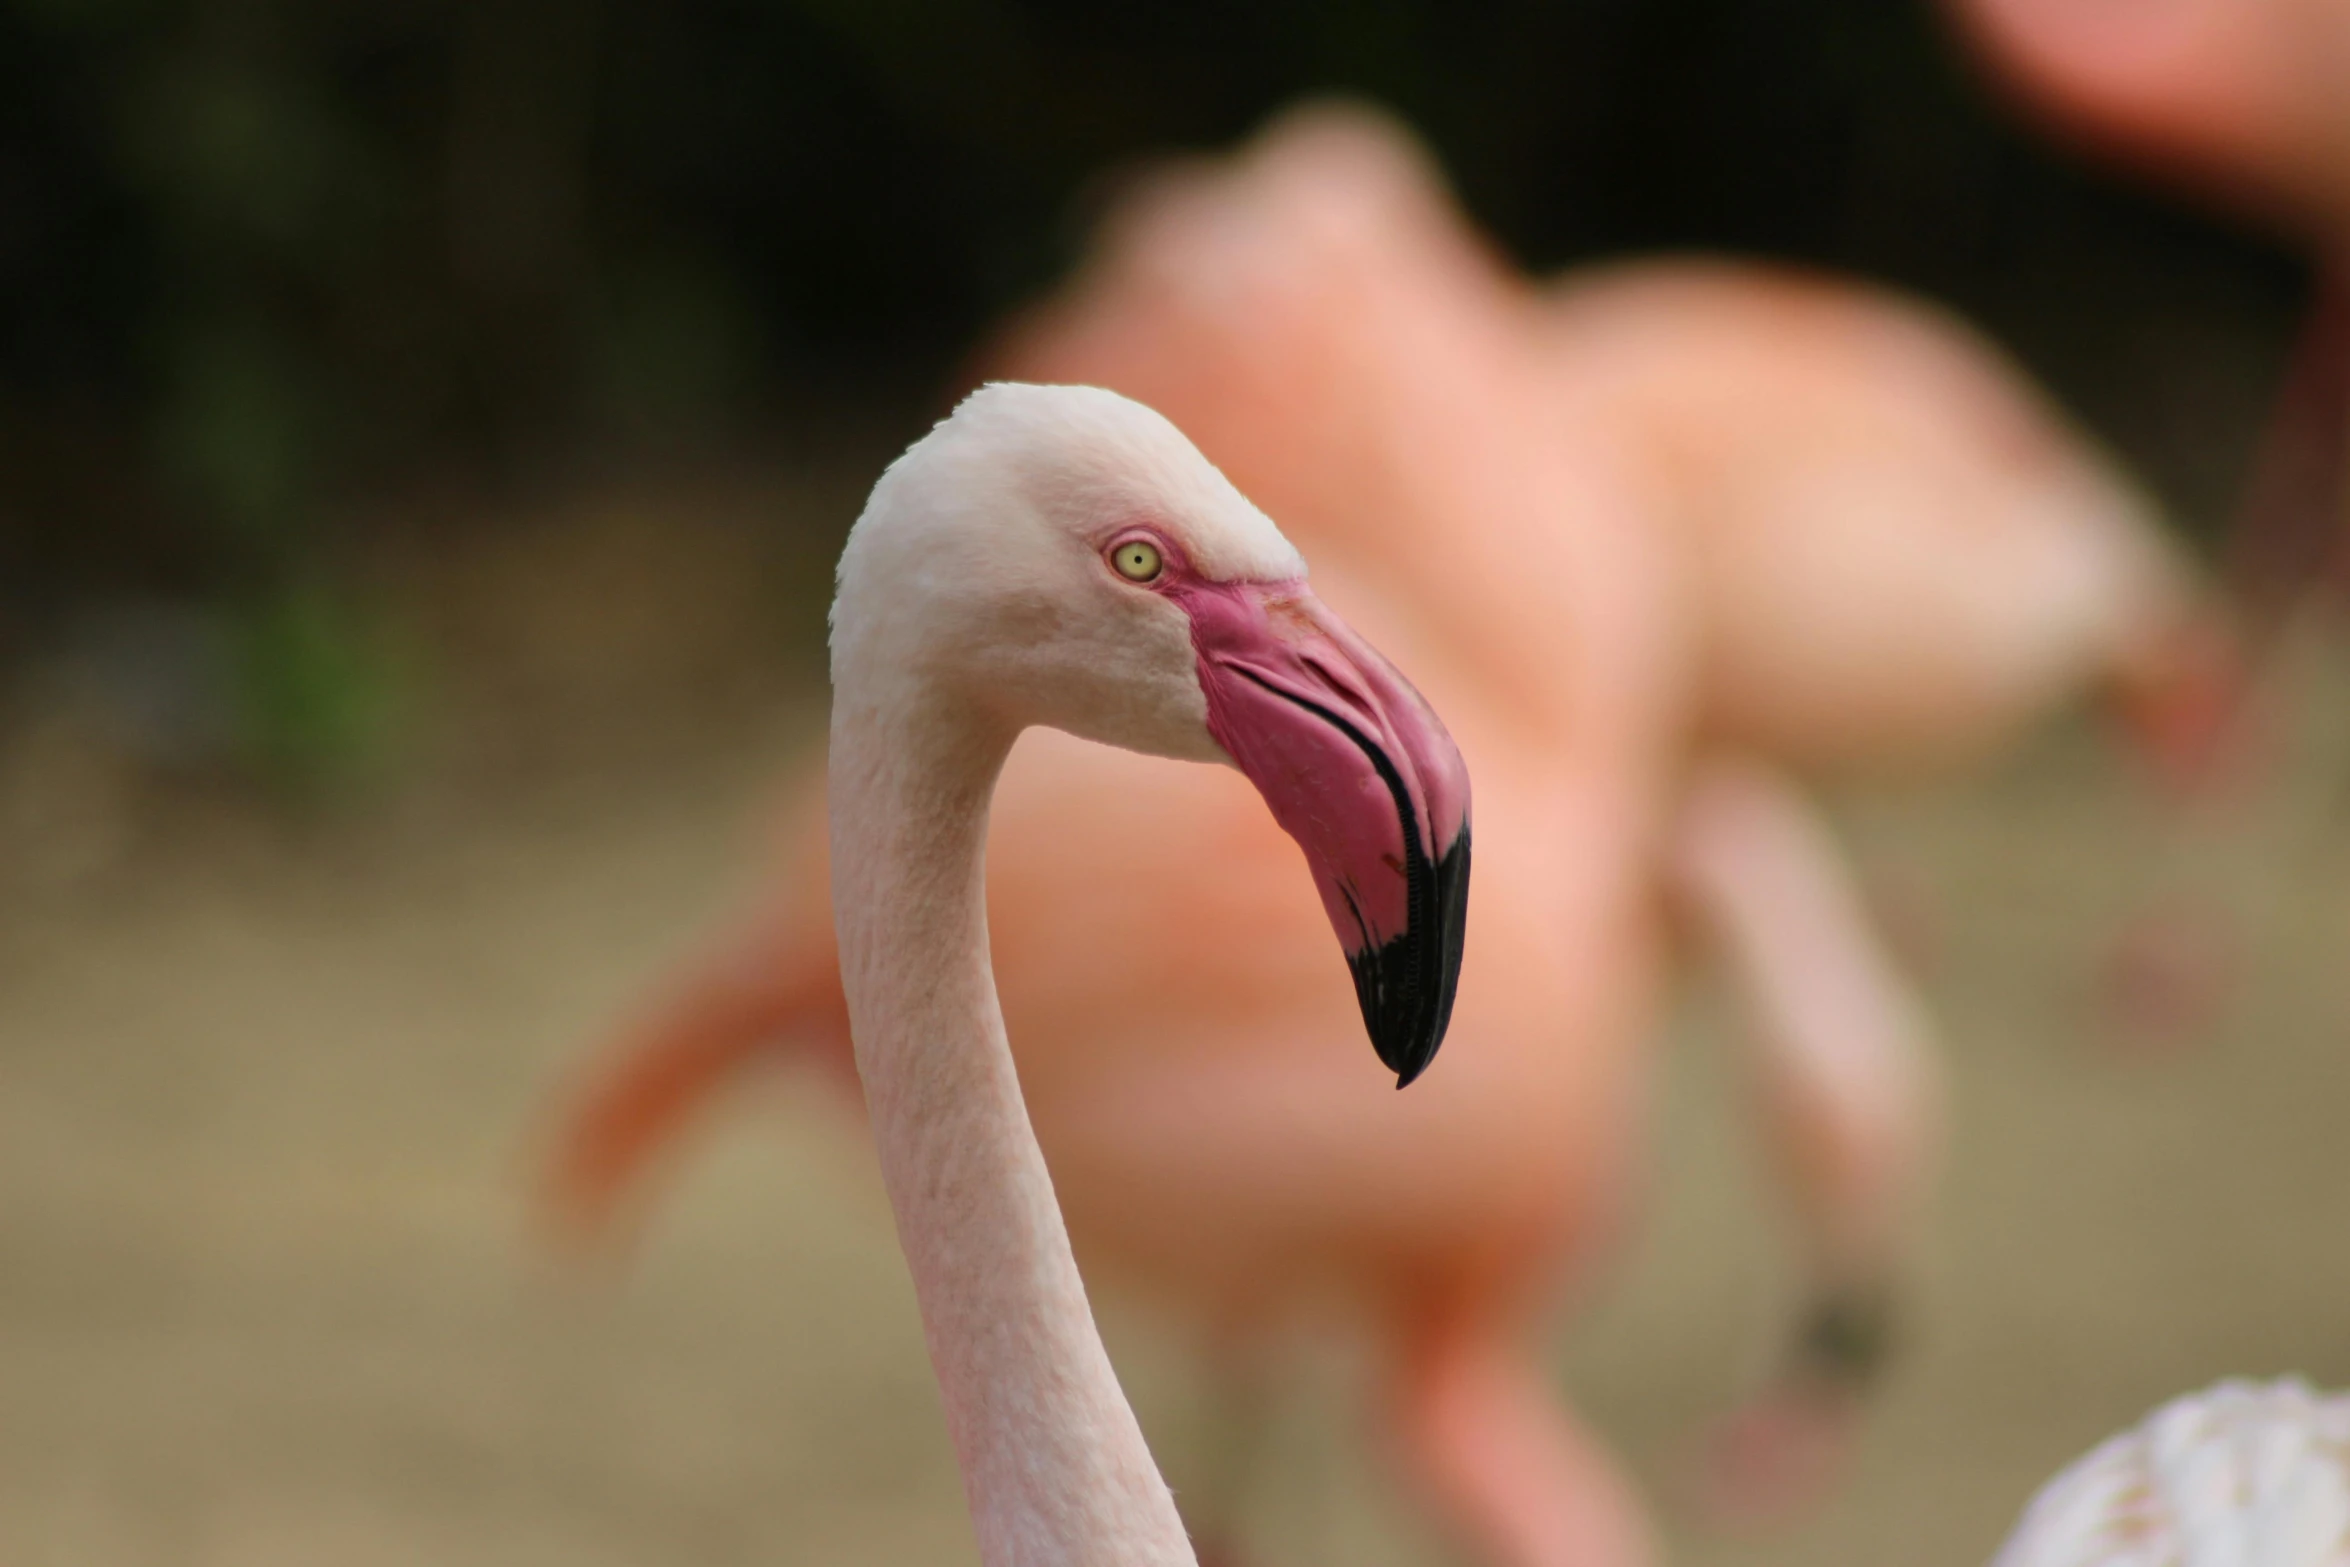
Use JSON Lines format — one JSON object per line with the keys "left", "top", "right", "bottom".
{"left": 1110, "top": 540, "right": 1163, "bottom": 582}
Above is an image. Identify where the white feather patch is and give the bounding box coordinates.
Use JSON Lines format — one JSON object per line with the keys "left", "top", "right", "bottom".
{"left": 1995, "top": 1381, "right": 2350, "bottom": 1567}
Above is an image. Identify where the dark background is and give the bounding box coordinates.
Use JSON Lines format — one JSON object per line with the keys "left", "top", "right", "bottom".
{"left": 0, "top": 0, "right": 2311, "bottom": 773}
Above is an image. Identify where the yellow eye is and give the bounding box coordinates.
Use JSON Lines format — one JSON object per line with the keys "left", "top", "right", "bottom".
{"left": 1111, "top": 539, "right": 1163, "bottom": 582}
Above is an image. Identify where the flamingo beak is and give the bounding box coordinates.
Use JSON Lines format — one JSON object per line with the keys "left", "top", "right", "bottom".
{"left": 1180, "top": 580, "right": 1471, "bottom": 1086}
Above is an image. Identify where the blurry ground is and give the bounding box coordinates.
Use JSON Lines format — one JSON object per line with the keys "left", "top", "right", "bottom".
{"left": 6, "top": 458, "right": 2350, "bottom": 1567}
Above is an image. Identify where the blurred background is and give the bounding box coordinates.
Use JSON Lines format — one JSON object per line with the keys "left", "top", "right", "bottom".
{"left": 4, "top": 1, "right": 2347, "bottom": 1564}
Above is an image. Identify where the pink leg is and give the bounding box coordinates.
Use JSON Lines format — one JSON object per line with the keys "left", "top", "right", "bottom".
{"left": 1387, "top": 1303, "right": 1656, "bottom": 1567}
{"left": 1664, "top": 759, "right": 1942, "bottom": 1525}
{"left": 1664, "top": 757, "right": 1942, "bottom": 1292}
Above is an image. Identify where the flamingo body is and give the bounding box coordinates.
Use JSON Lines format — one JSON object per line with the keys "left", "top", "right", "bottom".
{"left": 1001, "top": 108, "right": 2236, "bottom": 787}
{"left": 1537, "top": 259, "right": 2240, "bottom": 785}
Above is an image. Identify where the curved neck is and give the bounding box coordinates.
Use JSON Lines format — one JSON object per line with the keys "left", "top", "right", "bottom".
{"left": 827, "top": 692, "right": 1195, "bottom": 1567}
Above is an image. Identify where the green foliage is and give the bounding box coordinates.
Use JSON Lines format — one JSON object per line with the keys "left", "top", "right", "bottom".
{"left": 230, "top": 579, "right": 404, "bottom": 791}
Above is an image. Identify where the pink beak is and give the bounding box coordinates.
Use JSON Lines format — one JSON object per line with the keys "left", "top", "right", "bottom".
{"left": 1175, "top": 578, "right": 1472, "bottom": 1086}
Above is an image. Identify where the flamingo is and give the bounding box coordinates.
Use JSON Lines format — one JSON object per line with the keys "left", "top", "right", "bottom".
{"left": 1941, "top": 0, "right": 2350, "bottom": 614}
{"left": 802, "top": 378, "right": 1470, "bottom": 1563}
{"left": 983, "top": 88, "right": 2245, "bottom": 1375}
{"left": 547, "top": 107, "right": 1946, "bottom": 1562}
{"left": 1993, "top": 1378, "right": 2350, "bottom": 1565}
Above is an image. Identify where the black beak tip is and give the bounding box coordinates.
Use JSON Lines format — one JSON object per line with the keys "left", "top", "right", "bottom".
{"left": 1351, "top": 955, "right": 1449, "bottom": 1088}
{"left": 1370, "top": 1020, "right": 1439, "bottom": 1088}
{"left": 1350, "top": 826, "right": 1470, "bottom": 1092}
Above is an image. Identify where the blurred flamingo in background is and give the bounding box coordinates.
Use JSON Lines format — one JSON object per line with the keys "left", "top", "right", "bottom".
{"left": 990, "top": 107, "right": 1983, "bottom": 1517}
{"left": 1539, "top": 259, "right": 2244, "bottom": 797}
{"left": 809, "top": 380, "right": 1473, "bottom": 1564}
{"left": 998, "top": 96, "right": 2236, "bottom": 1197}
{"left": 1942, "top": 0, "right": 2350, "bottom": 615}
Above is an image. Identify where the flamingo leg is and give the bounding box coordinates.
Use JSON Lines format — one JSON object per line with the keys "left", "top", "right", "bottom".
{"left": 1664, "top": 756, "right": 1942, "bottom": 1301}
{"left": 1385, "top": 1298, "right": 1655, "bottom": 1567}
{"left": 1662, "top": 757, "right": 1945, "bottom": 1522}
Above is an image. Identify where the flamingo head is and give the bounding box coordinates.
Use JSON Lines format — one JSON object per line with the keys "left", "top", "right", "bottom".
{"left": 836, "top": 382, "right": 1472, "bottom": 1084}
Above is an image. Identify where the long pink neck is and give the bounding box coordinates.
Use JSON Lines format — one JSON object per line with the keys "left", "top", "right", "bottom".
{"left": 827, "top": 697, "right": 1195, "bottom": 1567}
